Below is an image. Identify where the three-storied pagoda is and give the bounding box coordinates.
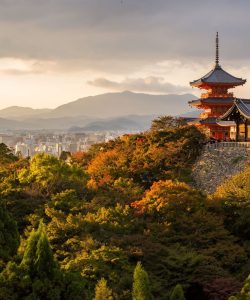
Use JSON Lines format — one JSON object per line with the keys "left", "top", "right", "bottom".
{"left": 189, "top": 33, "right": 246, "bottom": 140}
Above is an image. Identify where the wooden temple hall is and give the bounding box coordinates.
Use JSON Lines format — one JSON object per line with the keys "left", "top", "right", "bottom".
{"left": 188, "top": 33, "right": 250, "bottom": 141}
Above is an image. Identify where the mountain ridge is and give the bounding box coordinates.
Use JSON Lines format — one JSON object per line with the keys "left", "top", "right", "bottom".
{"left": 0, "top": 91, "right": 197, "bottom": 130}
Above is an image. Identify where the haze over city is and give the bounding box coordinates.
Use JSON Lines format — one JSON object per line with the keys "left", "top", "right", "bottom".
{"left": 0, "top": 0, "right": 250, "bottom": 109}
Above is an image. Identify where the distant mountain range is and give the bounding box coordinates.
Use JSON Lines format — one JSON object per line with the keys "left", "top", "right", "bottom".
{"left": 0, "top": 91, "right": 198, "bottom": 131}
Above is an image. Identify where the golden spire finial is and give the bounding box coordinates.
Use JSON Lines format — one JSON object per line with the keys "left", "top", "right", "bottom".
{"left": 215, "top": 32, "right": 219, "bottom": 67}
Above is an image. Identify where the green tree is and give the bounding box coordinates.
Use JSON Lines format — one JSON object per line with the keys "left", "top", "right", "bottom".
{"left": 170, "top": 284, "right": 185, "bottom": 300}
{"left": 132, "top": 262, "right": 153, "bottom": 300}
{"left": 20, "top": 221, "right": 63, "bottom": 299}
{"left": 150, "top": 116, "right": 185, "bottom": 131}
{"left": 0, "top": 221, "right": 86, "bottom": 300}
{"left": 93, "top": 278, "right": 113, "bottom": 300}
{"left": 213, "top": 166, "right": 250, "bottom": 240}
{"left": 0, "top": 143, "right": 18, "bottom": 164}
{"left": 0, "top": 204, "right": 19, "bottom": 268}
{"left": 21, "top": 221, "right": 57, "bottom": 279}
{"left": 18, "top": 153, "right": 87, "bottom": 196}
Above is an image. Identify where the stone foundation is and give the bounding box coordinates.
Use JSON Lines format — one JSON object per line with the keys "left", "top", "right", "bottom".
{"left": 192, "top": 146, "right": 249, "bottom": 194}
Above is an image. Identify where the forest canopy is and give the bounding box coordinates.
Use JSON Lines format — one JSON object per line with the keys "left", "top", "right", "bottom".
{"left": 0, "top": 120, "right": 249, "bottom": 300}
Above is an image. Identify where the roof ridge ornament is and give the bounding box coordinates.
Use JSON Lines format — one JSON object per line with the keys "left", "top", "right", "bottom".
{"left": 215, "top": 32, "right": 220, "bottom": 68}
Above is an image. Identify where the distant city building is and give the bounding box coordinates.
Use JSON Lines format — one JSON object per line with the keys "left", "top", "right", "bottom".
{"left": 3, "top": 130, "right": 122, "bottom": 158}
{"left": 15, "top": 143, "right": 32, "bottom": 157}
{"left": 56, "top": 143, "right": 63, "bottom": 158}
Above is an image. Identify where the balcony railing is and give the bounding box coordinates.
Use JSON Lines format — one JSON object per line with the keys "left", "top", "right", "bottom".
{"left": 201, "top": 92, "right": 234, "bottom": 99}
{"left": 205, "top": 141, "right": 250, "bottom": 150}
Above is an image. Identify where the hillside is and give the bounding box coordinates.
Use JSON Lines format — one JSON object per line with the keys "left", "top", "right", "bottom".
{"left": 68, "top": 115, "right": 156, "bottom": 132}
{"left": 1, "top": 124, "right": 250, "bottom": 299}
{"left": 50, "top": 91, "right": 196, "bottom": 118}
{"left": 0, "top": 106, "right": 52, "bottom": 120}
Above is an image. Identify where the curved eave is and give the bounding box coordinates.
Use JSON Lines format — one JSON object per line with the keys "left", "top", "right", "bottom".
{"left": 189, "top": 118, "right": 229, "bottom": 126}
{"left": 217, "top": 121, "right": 236, "bottom": 126}
{"left": 190, "top": 80, "right": 246, "bottom": 88}
{"left": 221, "top": 99, "right": 250, "bottom": 120}
{"left": 236, "top": 100, "right": 250, "bottom": 119}
{"left": 220, "top": 105, "right": 236, "bottom": 120}
{"left": 200, "top": 119, "right": 218, "bottom": 125}
{"left": 187, "top": 118, "right": 201, "bottom": 126}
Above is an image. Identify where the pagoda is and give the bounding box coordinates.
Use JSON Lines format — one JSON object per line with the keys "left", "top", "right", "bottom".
{"left": 189, "top": 33, "right": 246, "bottom": 140}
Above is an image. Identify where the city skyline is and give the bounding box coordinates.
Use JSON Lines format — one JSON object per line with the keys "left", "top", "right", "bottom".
{"left": 0, "top": 0, "right": 250, "bottom": 109}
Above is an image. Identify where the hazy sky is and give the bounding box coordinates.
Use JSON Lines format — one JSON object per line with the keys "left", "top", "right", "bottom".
{"left": 0, "top": 0, "right": 250, "bottom": 108}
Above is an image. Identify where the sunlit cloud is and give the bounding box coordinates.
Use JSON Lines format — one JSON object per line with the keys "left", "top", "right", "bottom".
{"left": 0, "top": 1, "right": 250, "bottom": 108}
{"left": 88, "top": 76, "right": 192, "bottom": 94}
{"left": 0, "top": 58, "right": 58, "bottom": 75}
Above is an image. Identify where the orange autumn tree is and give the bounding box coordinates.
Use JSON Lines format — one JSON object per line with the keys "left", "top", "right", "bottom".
{"left": 87, "top": 149, "right": 128, "bottom": 188}
{"left": 131, "top": 180, "right": 205, "bottom": 218}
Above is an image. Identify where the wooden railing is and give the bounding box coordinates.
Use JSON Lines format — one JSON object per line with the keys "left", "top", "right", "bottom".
{"left": 205, "top": 141, "right": 250, "bottom": 150}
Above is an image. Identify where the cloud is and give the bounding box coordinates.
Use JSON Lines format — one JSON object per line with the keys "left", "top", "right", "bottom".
{"left": 0, "top": 57, "right": 57, "bottom": 75}
{"left": 0, "top": 0, "right": 249, "bottom": 74}
{"left": 88, "top": 76, "right": 191, "bottom": 94}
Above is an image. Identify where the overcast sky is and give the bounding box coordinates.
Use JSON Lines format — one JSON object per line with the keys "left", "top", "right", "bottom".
{"left": 0, "top": 0, "right": 250, "bottom": 108}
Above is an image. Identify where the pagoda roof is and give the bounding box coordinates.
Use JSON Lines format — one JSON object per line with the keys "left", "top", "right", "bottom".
{"left": 189, "top": 97, "right": 234, "bottom": 106}
{"left": 188, "top": 117, "right": 235, "bottom": 126}
{"left": 221, "top": 98, "right": 250, "bottom": 120}
{"left": 190, "top": 65, "right": 246, "bottom": 87}
{"left": 187, "top": 117, "right": 219, "bottom": 125}
{"left": 199, "top": 117, "right": 218, "bottom": 125}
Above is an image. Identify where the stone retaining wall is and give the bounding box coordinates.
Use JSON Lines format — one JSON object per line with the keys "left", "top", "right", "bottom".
{"left": 192, "top": 146, "right": 250, "bottom": 194}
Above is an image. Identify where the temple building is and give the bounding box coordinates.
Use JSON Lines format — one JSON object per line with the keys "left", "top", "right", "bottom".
{"left": 221, "top": 99, "right": 250, "bottom": 141}
{"left": 189, "top": 33, "right": 246, "bottom": 140}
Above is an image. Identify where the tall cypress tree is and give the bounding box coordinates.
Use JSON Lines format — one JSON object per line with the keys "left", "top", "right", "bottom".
{"left": 21, "top": 221, "right": 57, "bottom": 279}
{"left": 0, "top": 221, "right": 86, "bottom": 300}
{"left": 93, "top": 278, "right": 113, "bottom": 300}
{"left": 132, "top": 262, "right": 153, "bottom": 300}
{"left": 20, "top": 221, "right": 62, "bottom": 299}
{"left": 170, "top": 284, "right": 185, "bottom": 300}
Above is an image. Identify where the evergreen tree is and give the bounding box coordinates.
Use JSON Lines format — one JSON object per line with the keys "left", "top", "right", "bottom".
{"left": 20, "top": 221, "right": 62, "bottom": 299}
{"left": 170, "top": 284, "right": 185, "bottom": 300}
{"left": 93, "top": 278, "right": 113, "bottom": 300}
{"left": 0, "top": 221, "right": 86, "bottom": 300}
{"left": 0, "top": 143, "right": 18, "bottom": 164}
{"left": 21, "top": 221, "right": 57, "bottom": 279}
{"left": 132, "top": 262, "right": 153, "bottom": 300}
{"left": 0, "top": 204, "right": 19, "bottom": 266}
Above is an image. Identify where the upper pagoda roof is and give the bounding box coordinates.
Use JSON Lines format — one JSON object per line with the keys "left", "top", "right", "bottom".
{"left": 190, "top": 32, "right": 246, "bottom": 88}
{"left": 190, "top": 65, "right": 246, "bottom": 87}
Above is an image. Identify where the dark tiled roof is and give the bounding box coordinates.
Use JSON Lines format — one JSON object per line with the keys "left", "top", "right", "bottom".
{"left": 199, "top": 117, "right": 218, "bottom": 125}
{"left": 190, "top": 65, "right": 246, "bottom": 86}
{"left": 188, "top": 117, "right": 219, "bottom": 125}
{"left": 187, "top": 118, "right": 202, "bottom": 125}
{"left": 221, "top": 98, "right": 250, "bottom": 120}
{"left": 189, "top": 97, "right": 234, "bottom": 106}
